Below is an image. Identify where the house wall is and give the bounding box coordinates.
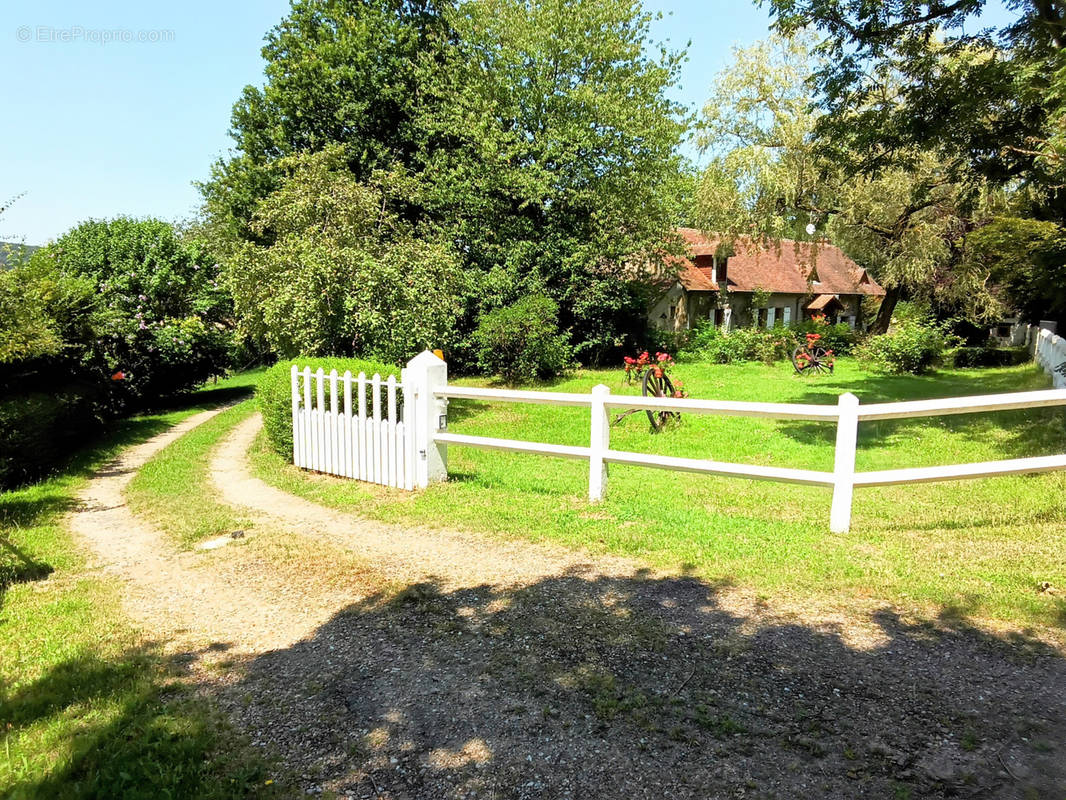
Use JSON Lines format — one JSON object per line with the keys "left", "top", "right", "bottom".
{"left": 646, "top": 288, "right": 868, "bottom": 332}
{"left": 730, "top": 292, "right": 863, "bottom": 328}
{"left": 648, "top": 285, "right": 688, "bottom": 331}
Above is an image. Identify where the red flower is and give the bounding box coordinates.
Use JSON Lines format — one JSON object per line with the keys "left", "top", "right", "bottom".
{"left": 111, "top": 371, "right": 125, "bottom": 381}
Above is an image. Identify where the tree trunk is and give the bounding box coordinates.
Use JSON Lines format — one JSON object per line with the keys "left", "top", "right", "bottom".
{"left": 869, "top": 285, "right": 902, "bottom": 335}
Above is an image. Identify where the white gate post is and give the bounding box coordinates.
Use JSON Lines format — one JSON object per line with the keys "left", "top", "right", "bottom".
{"left": 589, "top": 384, "right": 610, "bottom": 502}
{"left": 404, "top": 350, "right": 449, "bottom": 488}
{"left": 830, "top": 392, "right": 859, "bottom": 533}
{"left": 290, "top": 365, "right": 301, "bottom": 467}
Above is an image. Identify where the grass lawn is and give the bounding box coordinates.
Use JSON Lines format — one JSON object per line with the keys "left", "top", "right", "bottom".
{"left": 0, "top": 369, "right": 288, "bottom": 799}
{"left": 250, "top": 357, "right": 1066, "bottom": 640}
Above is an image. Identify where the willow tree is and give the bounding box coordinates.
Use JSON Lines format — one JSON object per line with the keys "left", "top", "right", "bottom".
{"left": 696, "top": 34, "right": 1002, "bottom": 332}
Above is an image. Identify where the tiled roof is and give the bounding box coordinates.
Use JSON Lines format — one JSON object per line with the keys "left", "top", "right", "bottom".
{"left": 676, "top": 228, "right": 885, "bottom": 297}
{"left": 806, "top": 293, "right": 846, "bottom": 311}
{"left": 666, "top": 253, "right": 718, "bottom": 292}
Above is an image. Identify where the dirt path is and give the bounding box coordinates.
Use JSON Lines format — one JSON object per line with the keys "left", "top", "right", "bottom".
{"left": 209, "top": 414, "right": 642, "bottom": 591}
{"left": 206, "top": 414, "right": 1066, "bottom": 800}
{"left": 69, "top": 409, "right": 1066, "bottom": 798}
{"left": 69, "top": 407, "right": 356, "bottom": 655}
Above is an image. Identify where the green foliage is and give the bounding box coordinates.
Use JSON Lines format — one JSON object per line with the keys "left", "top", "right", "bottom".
{"left": 28, "top": 218, "right": 233, "bottom": 406}
{"left": 257, "top": 356, "right": 399, "bottom": 459}
{"left": 202, "top": 0, "right": 689, "bottom": 366}
{"left": 859, "top": 321, "right": 956, "bottom": 375}
{"left": 767, "top": 0, "right": 1066, "bottom": 191}
{"left": 679, "top": 324, "right": 796, "bottom": 364}
{"left": 0, "top": 257, "right": 97, "bottom": 364}
{"left": 951, "top": 347, "right": 1031, "bottom": 369}
{"left": 0, "top": 388, "right": 103, "bottom": 488}
{"left": 225, "top": 148, "right": 467, "bottom": 363}
{"left": 471, "top": 296, "right": 573, "bottom": 383}
{"left": 965, "top": 216, "right": 1066, "bottom": 326}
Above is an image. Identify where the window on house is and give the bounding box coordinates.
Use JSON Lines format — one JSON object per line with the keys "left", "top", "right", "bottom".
{"left": 718, "top": 258, "right": 728, "bottom": 286}
{"left": 775, "top": 307, "right": 784, "bottom": 327}
{"left": 758, "top": 308, "right": 768, "bottom": 328}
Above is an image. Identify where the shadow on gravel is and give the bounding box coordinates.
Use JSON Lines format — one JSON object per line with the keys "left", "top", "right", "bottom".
{"left": 220, "top": 570, "right": 1066, "bottom": 799}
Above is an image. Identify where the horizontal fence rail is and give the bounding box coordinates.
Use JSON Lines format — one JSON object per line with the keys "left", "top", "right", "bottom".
{"left": 292, "top": 346, "right": 1066, "bottom": 532}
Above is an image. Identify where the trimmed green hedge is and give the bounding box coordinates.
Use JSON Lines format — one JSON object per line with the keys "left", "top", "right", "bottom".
{"left": 951, "top": 346, "right": 1031, "bottom": 368}
{"left": 257, "top": 357, "right": 400, "bottom": 460}
{"left": 0, "top": 386, "right": 103, "bottom": 488}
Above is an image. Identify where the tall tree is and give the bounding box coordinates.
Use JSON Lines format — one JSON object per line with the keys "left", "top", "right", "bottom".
{"left": 418, "top": 0, "right": 690, "bottom": 359}
{"left": 201, "top": 0, "right": 690, "bottom": 363}
{"left": 696, "top": 34, "right": 1001, "bottom": 332}
{"left": 200, "top": 0, "right": 452, "bottom": 242}
{"left": 764, "top": 0, "right": 1066, "bottom": 190}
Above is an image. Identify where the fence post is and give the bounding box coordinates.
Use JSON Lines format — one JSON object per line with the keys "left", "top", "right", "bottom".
{"left": 830, "top": 392, "right": 859, "bottom": 533}
{"left": 290, "top": 365, "right": 301, "bottom": 468}
{"left": 404, "top": 350, "right": 449, "bottom": 488}
{"left": 589, "top": 384, "right": 610, "bottom": 502}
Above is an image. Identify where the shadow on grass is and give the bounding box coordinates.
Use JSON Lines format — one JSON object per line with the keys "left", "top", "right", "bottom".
{"left": 778, "top": 364, "right": 1066, "bottom": 459}
{"left": 0, "top": 643, "right": 285, "bottom": 800}
{"left": 217, "top": 569, "right": 1066, "bottom": 799}
{"left": 0, "top": 536, "right": 53, "bottom": 612}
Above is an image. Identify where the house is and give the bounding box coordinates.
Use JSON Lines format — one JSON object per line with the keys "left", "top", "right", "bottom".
{"left": 648, "top": 228, "right": 885, "bottom": 332}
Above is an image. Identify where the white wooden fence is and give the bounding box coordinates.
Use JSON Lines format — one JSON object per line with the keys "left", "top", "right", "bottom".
{"left": 1032, "top": 323, "right": 1066, "bottom": 388}
{"left": 290, "top": 365, "right": 415, "bottom": 489}
{"left": 292, "top": 350, "right": 1066, "bottom": 532}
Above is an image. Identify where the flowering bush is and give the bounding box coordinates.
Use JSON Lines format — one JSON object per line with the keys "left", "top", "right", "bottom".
{"left": 679, "top": 324, "right": 795, "bottom": 364}
{"left": 622, "top": 351, "right": 687, "bottom": 397}
{"left": 27, "top": 217, "right": 234, "bottom": 409}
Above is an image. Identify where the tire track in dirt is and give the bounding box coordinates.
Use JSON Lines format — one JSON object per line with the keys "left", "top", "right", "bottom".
{"left": 69, "top": 407, "right": 356, "bottom": 655}
{"left": 209, "top": 413, "right": 640, "bottom": 591}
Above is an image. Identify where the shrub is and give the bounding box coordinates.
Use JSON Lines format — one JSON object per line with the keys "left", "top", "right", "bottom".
{"left": 28, "top": 217, "right": 233, "bottom": 410}
{"left": 471, "top": 296, "right": 573, "bottom": 383}
{"left": 679, "top": 323, "right": 796, "bottom": 364}
{"left": 0, "top": 386, "right": 103, "bottom": 488}
{"left": 951, "top": 346, "right": 1031, "bottom": 368}
{"left": 860, "top": 320, "right": 955, "bottom": 374}
{"left": 257, "top": 356, "right": 399, "bottom": 459}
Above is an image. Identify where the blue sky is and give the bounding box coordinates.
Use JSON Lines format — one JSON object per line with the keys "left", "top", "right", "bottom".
{"left": 0, "top": 1, "right": 1016, "bottom": 245}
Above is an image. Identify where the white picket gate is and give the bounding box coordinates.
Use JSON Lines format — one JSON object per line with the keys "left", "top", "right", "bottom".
{"left": 290, "top": 366, "right": 415, "bottom": 489}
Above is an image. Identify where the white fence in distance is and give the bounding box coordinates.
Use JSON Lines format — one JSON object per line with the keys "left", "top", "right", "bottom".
{"left": 291, "top": 350, "right": 1066, "bottom": 533}
{"left": 1032, "top": 323, "right": 1066, "bottom": 389}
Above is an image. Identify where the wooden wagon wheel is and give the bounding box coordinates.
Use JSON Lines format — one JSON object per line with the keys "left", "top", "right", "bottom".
{"left": 812, "top": 346, "right": 834, "bottom": 374}
{"left": 791, "top": 345, "right": 811, "bottom": 375}
{"left": 642, "top": 368, "right": 679, "bottom": 431}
